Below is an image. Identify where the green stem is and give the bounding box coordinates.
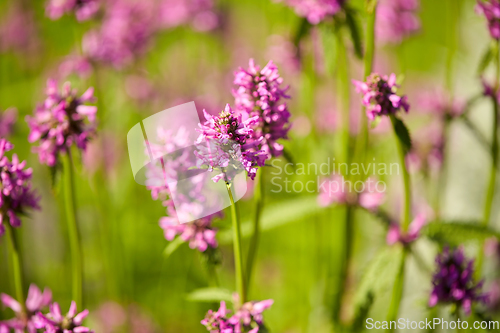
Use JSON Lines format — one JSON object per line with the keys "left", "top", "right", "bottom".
{"left": 226, "top": 181, "right": 246, "bottom": 304}
{"left": 386, "top": 247, "right": 407, "bottom": 332}
{"left": 5, "top": 223, "right": 26, "bottom": 314}
{"left": 62, "top": 151, "right": 83, "bottom": 306}
{"left": 245, "top": 168, "right": 264, "bottom": 294}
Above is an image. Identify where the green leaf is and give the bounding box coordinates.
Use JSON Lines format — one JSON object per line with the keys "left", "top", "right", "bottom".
{"left": 421, "top": 221, "right": 500, "bottom": 246}
{"left": 344, "top": 7, "right": 363, "bottom": 59}
{"left": 218, "top": 196, "right": 319, "bottom": 244}
{"left": 391, "top": 116, "right": 412, "bottom": 154}
{"left": 293, "top": 17, "right": 311, "bottom": 50}
{"left": 351, "top": 246, "right": 403, "bottom": 328}
{"left": 185, "top": 287, "right": 233, "bottom": 303}
{"left": 281, "top": 147, "right": 296, "bottom": 166}
{"left": 163, "top": 237, "right": 185, "bottom": 258}
{"left": 477, "top": 44, "right": 494, "bottom": 75}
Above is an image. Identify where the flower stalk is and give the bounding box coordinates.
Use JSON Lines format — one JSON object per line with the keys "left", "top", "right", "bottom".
{"left": 246, "top": 168, "right": 264, "bottom": 293}
{"left": 5, "top": 222, "right": 26, "bottom": 315}
{"left": 62, "top": 151, "right": 83, "bottom": 307}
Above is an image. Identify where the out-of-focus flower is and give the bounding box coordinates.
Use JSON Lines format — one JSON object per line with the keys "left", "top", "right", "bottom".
{"left": 377, "top": 0, "right": 420, "bottom": 44}
{"left": 386, "top": 213, "right": 426, "bottom": 245}
{"left": 317, "top": 175, "right": 385, "bottom": 210}
{"left": 0, "top": 139, "right": 40, "bottom": 236}
{"left": 83, "top": 132, "right": 122, "bottom": 178}
{"left": 83, "top": 0, "right": 156, "bottom": 69}
{"left": 201, "top": 299, "right": 273, "bottom": 333}
{"left": 27, "top": 79, "right": 97, "bottom": 167}
{"left": 92, "top": 302, "right": 127, "bottom": 333}
{"left": 1, "top": 284, "right": 51, "bottom": 333}
{"left": 477, "top": 0, "right": 500, "bottom": 40}
{"left": 38, "top": 301, "right": 93, "bottom": 333}
{"left": 158, "top": 0, "right": 219, "bottom": 32}
{"left": 0, "top": 108, "right": 17, "bottom": 138}
{"left": 0, "top": 4, "right": 40, "bottom": 54}
{"left": 282, "top": 0, "right": 346, "bottom": 25}
{"left": 59, "top": 55, "right": 93, "bottom": 79}
{"left": 352, "top": 73, "right": 409, "bottom": 120}
{"left": 405, "top": 120, "right": 444, "bottom": 174}
{"left": 417, "top": 89, "right": 465, "bottom": 118}
{"left": 233, "top": 59, "right": 291, "bottom": 159}
{"left": 429, "top": 247, "right": 489, "bottom": 315}
{"left": 266, "top": 35, "right": 301, "bottom": 73}
{"left": 124, "top": 75, "right": 157, "bottom": 102}
{"left": 46, "top": 0, "right": 100, "bottom": 21}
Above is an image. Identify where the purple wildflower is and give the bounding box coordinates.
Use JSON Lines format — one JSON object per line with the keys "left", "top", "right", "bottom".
{"left": 0, "top": 139, "right": 40, "bottom": 236}
{"left": 377, "top": 0, "right": 420, "bottom": 44}
{"left": 0, "top": 108, "right": 17, "bottom": 138}
{"left": 386, "top": 213, "right": 426, "bottom": 245}
{"left": 27, "top": 79, "right": 97, "bottom": 167}
{"left": 1, "top": 284, "right": 52, "bottom": 333}
{"left": 352, "top": 73, "right": 410, "bottom": 120}
{"left": 477, "top": 0, "right": 500, "bottom": 40}
{"left": 201, "top": 299, "right": 273, "bottom": 333}
{"left": 46, "top": 0, "right": 100, "bottom": 21}
{"left": 283, "top": 0, "right": 346, "bottom": 24}
{"left": 82, "top": 0, "right": 157, "bottom": 69}
{"left": 233, "top": 59, "right": 291, "bottom": 159}
{"left": 37, "top": 301, "right": 93, "bottom": 333}
{"left": 0, "top": 4, "right": 40, "bottom": 54}
{"left": 158, "top": 0, "right": 219, "bottom": 32}
{"left": 429, "top": 247, "right": 489, "bottom": 315}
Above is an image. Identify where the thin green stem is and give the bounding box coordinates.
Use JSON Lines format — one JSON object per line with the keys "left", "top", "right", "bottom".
{"left": 5, "top": 223, "right": 26, "bottom": 314}
{"left": 62, "top": 151, "right": 83, "bottom": 306}
{"left": 226, "top": 181, "right": 246, "bottom": 304}
{"left": 386, "top": 247, "right": 407, "bottom": 332}
{"left": 245, "top": 168, "right": 263, "bottom": 294}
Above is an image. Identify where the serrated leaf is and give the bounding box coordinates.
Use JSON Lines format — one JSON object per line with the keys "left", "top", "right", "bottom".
{"left": 477, "top": 45, "right": 494, "bottom": 75}
{"left": 391, "top": 116, "right": 412, "bottom": 154}
{"left": 185, "top": 287, "right": 233, "bottom": 303}
{"left": 421, "top": 221, "right": 500, "bottom": 246}
{"left": 344, "top": 7, "right": 363, "bottom": 59}
{"left": 163, "top": 237, "right": 185, "bottom": 258}
{"left": 218, "top": 196, "right": 319, "bottom": 244}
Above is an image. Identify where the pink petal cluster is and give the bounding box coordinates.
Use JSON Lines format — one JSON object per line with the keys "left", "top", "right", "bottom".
{"left": 352, "top": 73, "right": 410, "bottom": 120}
{"left": 283, "top": 0, "right": 346, "bottom": 25}
{"left": 377, "top": 0, "right": 420, "bottom": 44}
{"left": 386, "top": 213, "right": 426, "bottom": 245}
{"left": 37, "top": 301, "right": 93, "bottom": 332}
{"left": 233, "top": 59, "right": 291, "bottom": 159}
{"left": 46, "top": 0, "right": 100, "bottom": 21}
{"left": 196, "top": 104, "right": 267, "bottom": 180}
{"left": 27, "top": 79, "right": 97, "bottom": 167}
{"left": 158, "top": 0, "right": 219, "bottom": 32}
{"left": 477, "top": 0, "right": 500, "bottom": 40}
{"left": 201, "top": 299, "right": 273, "bottom": 333}
{"left": 0, "top": 284, "right": 51, "bottom": 332}
{"left": 317, "top": 175, "right": 385, "bottom": 211}
{"left": 82, "top": 0, "right": 157, "bottom": 69}
{"left": 0, "top": 139, "right": 40, "bottom": 237}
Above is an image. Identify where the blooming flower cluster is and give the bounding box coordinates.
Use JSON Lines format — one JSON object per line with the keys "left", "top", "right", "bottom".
{"left": 0, "top": 139, "right": 39, "bottom": 236}
{"left": 27, "top": 79, "right": 97, "bottom": 167}
{"left": 233, "top": 59, "right": 291, "bottom": 160}
{"left": 477, "top": 0, "right": 500, "bottom": 40}
{"left": 0, "top": 284, "right": 51, "bottom": 332}
{"left": 352, "top": 73, "right": 410, "bottom": 120}
{"left": 158, "top": 0, "right": 219, "bottom": 32}
{"left": 201, "top": 299, "right": 273, "bottom": 333}
{"left": 386, "top": 213, "right": 426, "bottom": 245}
{"left": 429, "top": 247, "right": 489, "bottom": 314}
{"left": 46, "top": 0, "right": 100, "bottom": 21}
{"left": 283, "top": 0, "right": 346, "bottom": 25}
{"left": 37, "top": 301, "right": 93, "bottom": 332}
{"left": 317, "top": 175, "right": 385, "bottom": 211}
{"left": 377, "top": 0, "right": 420, "bottom": 44}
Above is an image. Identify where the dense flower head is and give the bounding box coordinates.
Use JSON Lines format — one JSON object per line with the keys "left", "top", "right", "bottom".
{"left": 233, "top": 59, "right": 291, "bottom": 159}
{"left": 82, "top": 0, "right": 157, "bottom": 69}
{"left": 37, "top": 301, "right": 93, "bottom": 333}
{"left": 0, "top": 284, "right": 52, "bottom": 332}
{"left": 46, "top": 0, "right": 100, "bottom": 21}
{"left": 477, "top": 0, "right": 500, "bottom": 40}
{"left": 196, "top": 104, "right": 266, "bottom": 181}
{"left": 27, "top": 79, "right": 97, "bottom": 167}
{"left": 158, "top": 0, "right": 219, "bottom": 32}
{"left": 0, "top": 139, "right": 40, "bottom": 236}
{"left": 386, "top": 213, "right": 426, "bottom": 245}
{"left": 429, "top": 247, "right": 489, "bottom": 314}
{"left": 377, "top": 0, "right": 420, "bottom": 44}
{"left": 283, "top": 0, "right": 346, "bottom": 25}
{"left": 352, "top": 73, "right": 410, "bottom": 120}
{"left": 201, "top": 299, "right": 273, "bottom": 333}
